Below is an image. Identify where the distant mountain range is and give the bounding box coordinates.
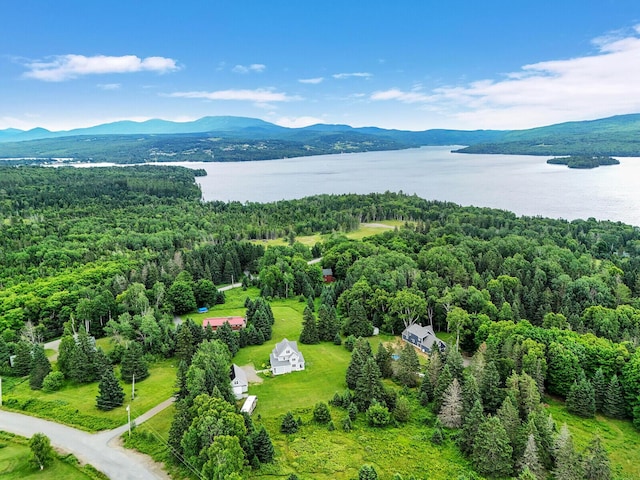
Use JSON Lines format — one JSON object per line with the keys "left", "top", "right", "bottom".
{"left": 1, "top": 113, "right": 639, "bottom": 164}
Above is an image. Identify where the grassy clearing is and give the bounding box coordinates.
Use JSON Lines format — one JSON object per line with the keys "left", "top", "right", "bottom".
{"left": 0, "top": 431, "right": 104, "bottom": 480}
{"left": 183, "top": 287, "right": 261, "bottom": 325}
{"left": 251, "top": 220, "right": 408, "bottom": 249}
{"left": 128, "top": 296, "right": 477, "bottom": 479}
{"left": 545, "top": 398, "right": 640, "bottom": 480}
{"left": 2, "top": 358, "right": 177, "bottom": 432}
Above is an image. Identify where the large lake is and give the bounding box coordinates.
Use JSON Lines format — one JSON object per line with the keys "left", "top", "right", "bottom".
{"left": 81, "top": 146, "right": 640, "bottom": 227}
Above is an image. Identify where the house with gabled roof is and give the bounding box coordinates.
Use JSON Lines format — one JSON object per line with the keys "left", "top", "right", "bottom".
{"left": 230, "top": 363, "right": 248, "bottom": 399}
{"left": 270, "top": 338, "right": 305, "bottom": 375}
{"left": 401, "top": 324, "right": 446, "bottom": 354}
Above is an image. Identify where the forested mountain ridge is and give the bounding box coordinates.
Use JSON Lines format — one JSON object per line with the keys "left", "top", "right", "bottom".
{"left": 455, "top": 113, "right": 640, "bottom": 156}
{"left": 2, "top": 113, "right": 640, "bottom": 163}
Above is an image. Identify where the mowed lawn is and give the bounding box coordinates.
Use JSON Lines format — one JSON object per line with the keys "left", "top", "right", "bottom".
{"left": 0, "top": 432, "right": 95, "bottom": 480}
{"left": 3, "top": 358, "right": 177, "bottom": 431}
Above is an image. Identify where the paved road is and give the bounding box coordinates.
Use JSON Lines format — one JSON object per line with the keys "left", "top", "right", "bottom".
{"left": 0, "top": 398, "right": 174, "bottom": 479}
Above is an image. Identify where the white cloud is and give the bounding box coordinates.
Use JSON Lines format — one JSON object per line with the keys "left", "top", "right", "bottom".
{"left": 232, "top": 63, "right": 266, "bottom": 74}
{"left": 97, "top": 83, "right": 121, "bottom": 90}
{"left": 371, "top": 88, "right": 432, "bottom": 103}
{"left": 298, "top": 77, "right": 324, "bottom": 84}
{"left": 23, "top": 55, "right": 179, "bottom": 81}
{"left": 167, "top": 88, "right": 300, "bottom": 103}
{"left": 370, "top": 25, "right": 640, "bottom": 129}
{"left": 273, "top": 116, "right": 325, "bottom": 128}
{"left": 332, "top": 72, "right": 372, "bottom": 79}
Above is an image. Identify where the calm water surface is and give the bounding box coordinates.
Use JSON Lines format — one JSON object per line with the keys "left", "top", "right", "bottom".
{"left": 155, "top": 146, "right": 640, "bottom": 227}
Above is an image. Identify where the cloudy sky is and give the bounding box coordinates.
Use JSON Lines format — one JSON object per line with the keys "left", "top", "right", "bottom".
{"left": 3, "top": 1, "right": 640, "bottom": 131}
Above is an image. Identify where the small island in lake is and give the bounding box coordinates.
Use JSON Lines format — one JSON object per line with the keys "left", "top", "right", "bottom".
{"left": 547, "top": 155, "right": 620, "bottom": 169}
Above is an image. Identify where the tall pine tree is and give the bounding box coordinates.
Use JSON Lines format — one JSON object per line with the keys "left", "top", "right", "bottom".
{"left": 120, "top": 341, "right": 149, "bottom": 383}
{"left": 29, "top": 344, "right": 51, "bottom": 390}
{"left": 582, "top": 435, "right": 611, "bottom": 480}
{"left": 566, "top": 374, "right": 596, "bottom": 418}
{"left": 438, "top": 378, "right": 463, "bottom": 428}
{"left": 96, "top": 365, "right": 125, "bottom": 410}
{"left": 299, "top": 306, "right": 320, "bottom": 344}
{"left": 472, "top": 416, "right": 513, "bottom": 478}
{"left": 603, "top": 374, "right": 626, "bottom": 419}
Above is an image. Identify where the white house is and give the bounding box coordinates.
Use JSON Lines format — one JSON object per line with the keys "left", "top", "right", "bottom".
{"left": 270, "top": 338, "right": 305, "bottom": 375}
{"left": 230, "top": 364, "right": 248, "bottom": 399}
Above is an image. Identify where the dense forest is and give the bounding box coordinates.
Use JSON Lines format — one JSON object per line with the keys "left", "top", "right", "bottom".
{"left": 2, "top": 165, "right": 640, "bottom": 478}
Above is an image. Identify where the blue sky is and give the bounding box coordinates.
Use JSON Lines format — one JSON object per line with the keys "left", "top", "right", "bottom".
{"left": 3, "top": 0, "right": 640, "bottom": 131}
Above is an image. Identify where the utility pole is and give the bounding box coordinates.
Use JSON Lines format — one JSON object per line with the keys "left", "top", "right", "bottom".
{"left": 126, "top": 404, "right": 131, "bottom": 437}
{"left": 131, "top": 373, "right": 135, "bottom": 401}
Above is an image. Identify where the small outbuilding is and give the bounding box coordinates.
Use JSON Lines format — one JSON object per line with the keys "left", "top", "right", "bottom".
{"left": 230, "top": 364, "right": 249, "bottom": 399}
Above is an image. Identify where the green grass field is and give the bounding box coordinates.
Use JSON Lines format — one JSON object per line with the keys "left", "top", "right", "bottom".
{"left": 2, "top": 358, "right": 177, "bottom": 431}
{"left": 252, "top": 220, "right": 407, "bottom": 248}
{"left": 0, "top": 432, "right": 103, "bottom": 480}
{"left": 545, "top": 398, "right": 640, "bottom": 480}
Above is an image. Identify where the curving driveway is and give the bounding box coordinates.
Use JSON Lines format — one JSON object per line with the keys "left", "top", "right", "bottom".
{"left": 0, "top": 398, "right": 174, "bottom": 479}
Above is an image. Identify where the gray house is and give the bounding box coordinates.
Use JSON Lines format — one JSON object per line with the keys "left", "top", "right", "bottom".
{"left": 401, "top": 324, "right": 446, "bottom": 353}
{"left": 270, "top": 338, "right": 305, "bottom": 375}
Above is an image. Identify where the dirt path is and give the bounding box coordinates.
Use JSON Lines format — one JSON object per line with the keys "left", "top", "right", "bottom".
{"left": 241, "top": 363, "right": 264, "bottom": 384}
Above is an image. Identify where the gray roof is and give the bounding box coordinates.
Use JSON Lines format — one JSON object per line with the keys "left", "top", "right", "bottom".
{"left": 273, "top": 338, "right": 300, "bottom": 357}
{"left": 403, "top": 323, "right": 444, "bottom": 350}
{"left": 271, "top": 338, "right": 305, "bottom": 365}
{"left": 231, "top": 364, "right": 248, "bottom": 385}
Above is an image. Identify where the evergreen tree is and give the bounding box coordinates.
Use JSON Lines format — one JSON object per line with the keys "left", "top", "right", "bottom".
{"left": 0, "top": 336, "right": 9, "bottom": 368}
{"left": 518, "top": 433, "right": 543, "bottom": 480}
{"left": 591, "top": 368, "right": 607, "bottom": 413}
{"left": 346, "top": 338, "right": 372, "bottom": 389}
{"left": 472, "top": 416, "right": 513, "bottom": 478}
{"left": 396, "top": 342, "right": 420, "bottom": 387}
{"left": 358, "top": 464, "right": 379, "bottom": 480}
{"left": 438, "top": 378, "right": 463, "bottom": 428}
{"left": 281, "top": 411, "right": 299, "bottom": 434}
{"left": 497, "top": 395, "right": 521, "bottom": 452}
{"left": 461, "top": 371, "right": 481, "bottom": 416}
{"left": 175, "top": 322, "right": 197, "bottom": 364}
{"left": 480, "top": 360, "right": 503, "bottom": 414}
{"left": 603, "top": 374, "right": 626, "bottom": 419}
{"left": 444, "top": 346, "right": 464, "bottom": 380}
{"left": 375, "top": 342, "right": 393, "bottom": 379}
{"left": 120, "top": 341, "right": 149, "bottom": 383}
{"left": 518, "top": 467, "right": 538, "bottom": 480}
{"left": 342, "top": 300, "right": 373, "bottom": 337}
{"left": 506, "top": 372, "right": 540, "bottom": 420}
{"left": 29, "top": 344, "right": 51, "bottom": 390}
{"left": 216, "top": 321, "right": 240, "bottom": 356}
{"left": 459, "top": 399, "right": 484, "bottom": 457}
{"left": 253, "top": 308, "right": 273, "bottom": 341}
{"left": 566, "top": 374, "right": 596, "bottom": 418}
{"left": 313, "top": 402, "right": 332, "bottom": 423}
{"left": 318, "top": 304, "right": 339, "bottom": 342}
{"left": 57, "top": 326, "right": 76, "bottom": 378}
{"left": 251, "top": 425, "right": 275, "bottom": 463}
{"left": 419, "top": 373, "right": 434, "bottom": 406}
{"left": 553, "top": 424, "right": 583, "bottom": 480}
{"left": 333, "top": 332, "right": 342, "bottom": 345}
{"left": 426, "top": 349, "right": 443, "bottom": 387}
{"left": 13, "top": 340, "right": 32, "bottom": 377}
{"left": 582, "top": 435, "right": 612, "bottom": 480}
{"left": 96, "top": 365, "right": 125, "bottom": 410}
{"left": 175, "top": 359, "right": 189, "bottom": 401}
{"left": 433, "top": 363, "right": 453, "bottom": 413}
{"left": 168, "top": 399, "right": 193, "bottom": 458}
{"left": 354, "top": 357, "right": 385, "bottom": 411}
{"left": 530, "top": 406, "right": 556, "bottom": 470}
{"left": 299, "top": 306, "right": 320, "bottom": 344}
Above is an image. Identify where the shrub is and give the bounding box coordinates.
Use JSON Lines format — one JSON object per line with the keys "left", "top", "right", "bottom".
{"left": 344, "top": 335, "right": 356, "bottom": 351}
{"left": 313, "top": 402, "right": 332, "bottom": 424}
{"left": 41, "top": 371, "right": 64, "bottom": 392}
{"left": 393, "top": 396, "right": 412, "bottom": 423}
{"left": 281, "top": 411, "right": 299, "bottom": 434}
{"left": 366, "top": 402, "right": 391, "bottom": 427}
